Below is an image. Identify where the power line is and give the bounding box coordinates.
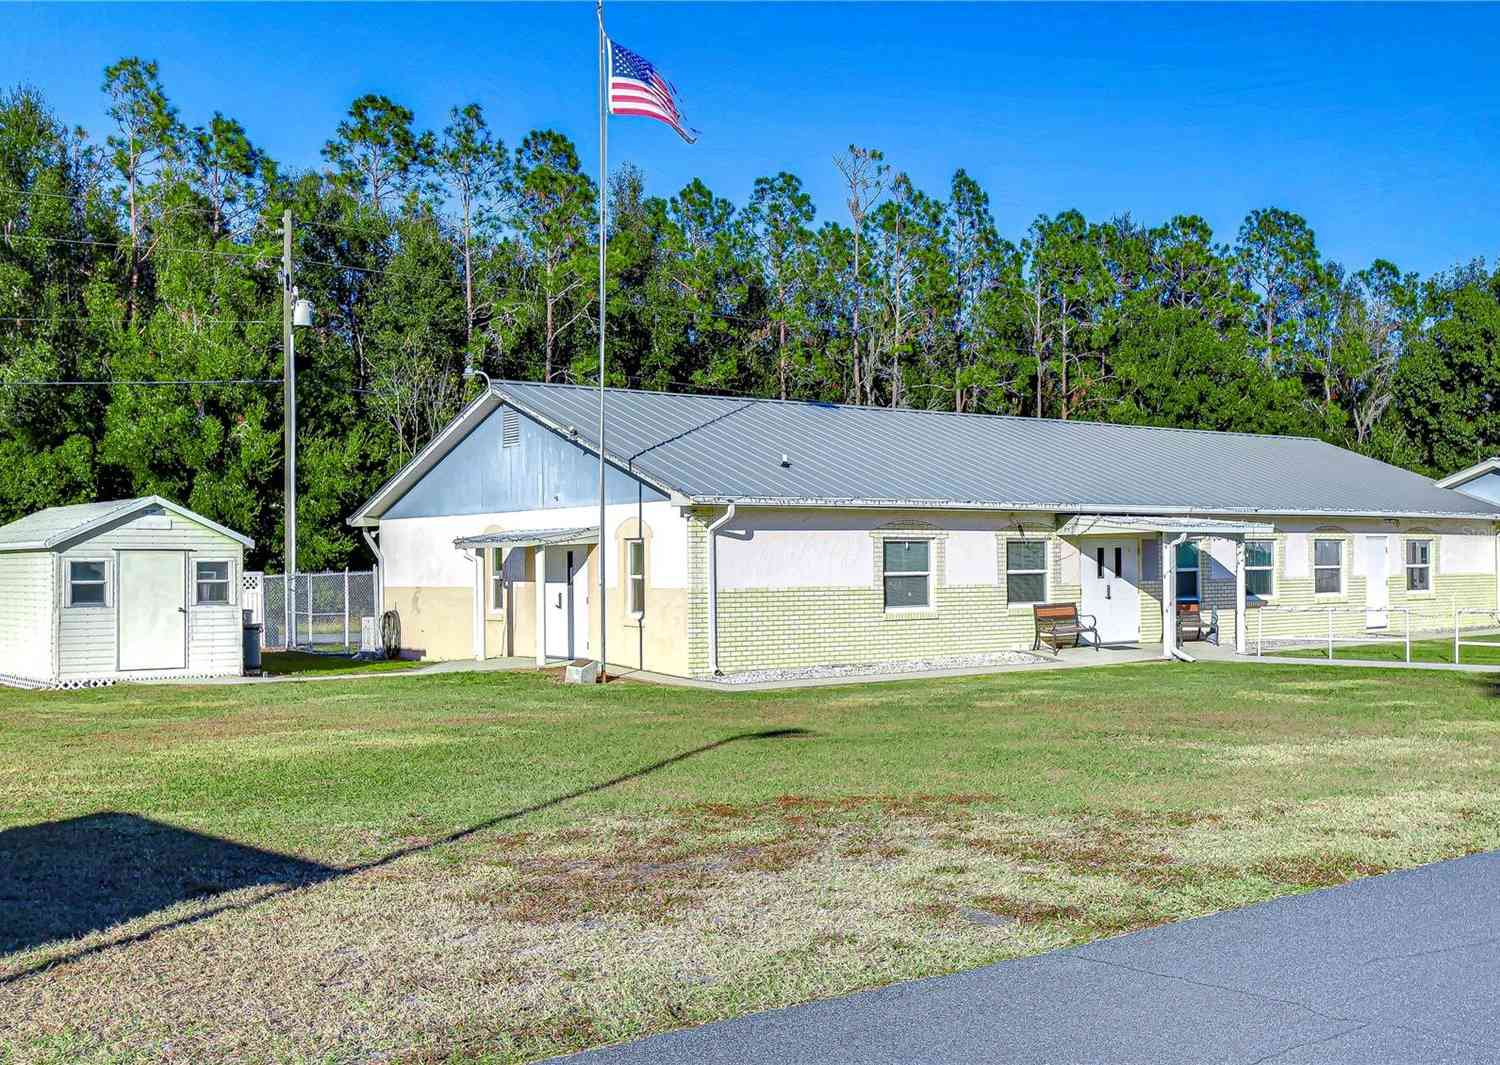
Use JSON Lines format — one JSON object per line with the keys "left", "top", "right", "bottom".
{"left": 1, "top": 377, "right": 282, "bottom": 388}
{"left": 2, "top": 315, "right": 275, "bottom": 325}
{"left": 3, "top": 232, "right": 275, "bottom": 263}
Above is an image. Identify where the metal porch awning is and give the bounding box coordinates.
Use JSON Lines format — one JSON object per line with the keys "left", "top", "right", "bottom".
{"left": 452, "top": 526, "right": 599, "bottom": 550}
{"left": 1057, "top": 514, "right": 1275, "bottom": 537}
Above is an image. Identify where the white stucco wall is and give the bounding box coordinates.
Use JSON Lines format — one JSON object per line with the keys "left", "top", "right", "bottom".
{"left": 381, "top": 499, "right": 689, "bottom": 590}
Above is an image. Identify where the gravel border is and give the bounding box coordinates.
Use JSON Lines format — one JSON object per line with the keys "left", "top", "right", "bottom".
{"left": 715, "top": 651, "right": 1046, "bottom": 686}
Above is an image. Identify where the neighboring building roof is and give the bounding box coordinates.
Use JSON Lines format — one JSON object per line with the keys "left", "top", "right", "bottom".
{"left": 0, "top": 496, "right": 254, "bottom": 552}
{"left": 1436, "top": 458, "right": 1500, "bottom": 490}
{"left": 350, "top": 382, "right": 1500, "bottom": 525}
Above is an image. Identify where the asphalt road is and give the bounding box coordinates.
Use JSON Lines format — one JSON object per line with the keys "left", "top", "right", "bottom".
{"left": 561, "top": 851, "right": 1500, "bottom": 1064}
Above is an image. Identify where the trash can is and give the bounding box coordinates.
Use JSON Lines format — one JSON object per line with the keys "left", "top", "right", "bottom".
{"left": 242, "top": 609, "right": 263, "bottom": 675}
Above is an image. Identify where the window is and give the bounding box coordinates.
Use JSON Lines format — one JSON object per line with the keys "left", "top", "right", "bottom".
{"left": 1314, "top": 538, "right": 1343, "bottom": 594}
{"left": 1175, "top": 541, "right": 1200, "bottom": 602}
{"left": 1006, "top": 540, "right": 1047, "bottom": 605}
{"left": 67, "top": 560, "right": 108, "bottom": 607}
{"left": 883, "top": 539, "right": 931, "bottom": 610}
{"left": 491, "top": 548, "right": 505, "bottom": 611}
{"left": 195, "top": 561, "right": 231, "bottom": 605}
{"left": 627, "top": 538, "right": 646, "bottom": 615}
{"left": 1245, "top": 539, "right": 1274, "bottom": 598}
{"left": 1405, "top": 539, "right": 1432, "bottom": 592}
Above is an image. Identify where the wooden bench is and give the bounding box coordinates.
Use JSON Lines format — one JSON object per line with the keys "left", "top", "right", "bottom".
{"left": 1032, "top": 603, "right": 1100, "bottom": 655}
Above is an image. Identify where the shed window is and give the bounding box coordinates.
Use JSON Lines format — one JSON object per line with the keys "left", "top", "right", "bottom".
{"left": 491, "top": 548, "right": 505, "bottom": 611}
{"left": 67, "top": 560, "right": 108, "bottom": 607}
{"left": 1175, "top": 542, "right": 1200, "bottom": 602}
{"left": 1006, "top": 540, "right": 1047, "bottom": 605}
{"left": 883, "top": 540, "right": 931, "bottom": 610}
{"left": 627, "top": 538, "right": 646, "bottom": 614}
{"left": 1405, "top": 539, "right": 1432, "bottom": 592}
{"left": 195, "top": 561, "right": 231, "bottom": 605}
{"left": 1246, "top": 540, "right": 1274, "bottom": 598}
{"left": 1314, "top": 539, "right": 1343, "bottom": 594}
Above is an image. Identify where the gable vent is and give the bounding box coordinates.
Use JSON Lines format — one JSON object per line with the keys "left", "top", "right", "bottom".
{"left": 501, "top": 408, "right": 520, "bottom": 449}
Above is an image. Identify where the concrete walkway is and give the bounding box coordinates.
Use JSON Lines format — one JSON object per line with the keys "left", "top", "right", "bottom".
{"left": 560, "top": 851, "right": 1500, "bottom": 1064}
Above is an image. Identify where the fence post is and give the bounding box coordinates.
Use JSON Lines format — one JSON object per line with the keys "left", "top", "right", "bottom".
{"left": 283, "top": 573, "right": 291, "bottom": 652}
{"left": 1257, "top": 605, "right": 1264, "bottom": 658}
{"left": 1327, "top": 608, "right": 1334, "bottom": 660}
{"left": 1454, "top": 606, "right": 1461, "bottom": 665}
{"left": 1405, "top": 608, "right": 1411, "bottom": 664}
{"left": 344, "top": 568, "right": 351, "bottom": 651}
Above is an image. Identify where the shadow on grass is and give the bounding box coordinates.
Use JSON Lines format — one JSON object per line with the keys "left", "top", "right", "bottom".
{"left": 0, "top": 814, "right": 337, "bottom": 954}
{"left": 0, "top": 726, "right": 813, "bottom": 984}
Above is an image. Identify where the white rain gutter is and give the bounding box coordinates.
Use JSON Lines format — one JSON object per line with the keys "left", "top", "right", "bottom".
{"left": 459, "top": 546, "right": 483, "bottom": 662}
{"left": 361, "top": 528, "right": 384, "bottom": 618}
{"left": 706, "top": 502, "right": 737, "bottom": 676}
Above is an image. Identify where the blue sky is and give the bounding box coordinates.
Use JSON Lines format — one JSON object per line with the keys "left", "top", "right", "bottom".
{"left": 5, "top": 2, "right": 1497, "bottom": 277}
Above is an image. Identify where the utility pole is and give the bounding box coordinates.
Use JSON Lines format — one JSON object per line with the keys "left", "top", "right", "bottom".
{"left": 282, "top": 208, "right": 297, "bottom": 580}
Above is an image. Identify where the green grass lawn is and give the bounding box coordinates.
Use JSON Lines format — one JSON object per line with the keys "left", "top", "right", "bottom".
{"left": 1279, "top": 634, "right": 1500, "bottom": 666}
{"left": 259, "top": 649, "right": 426, "bottom": 676}
{"left": 4, "top": 662, "right": 1500, "bottom": 1063}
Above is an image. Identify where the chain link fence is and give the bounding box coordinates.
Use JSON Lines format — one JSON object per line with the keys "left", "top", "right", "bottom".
{"left": 248, "top": 570, "right": 377, "bottom": 653}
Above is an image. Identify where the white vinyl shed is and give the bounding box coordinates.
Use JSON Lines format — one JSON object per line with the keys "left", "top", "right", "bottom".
{"left": 0, "top": 496, "right": 253, "bottom": 689}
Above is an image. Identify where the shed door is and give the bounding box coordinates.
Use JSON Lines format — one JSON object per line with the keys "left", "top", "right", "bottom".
{"left": 118, "top": 551, "right": 188, "bottom": 671}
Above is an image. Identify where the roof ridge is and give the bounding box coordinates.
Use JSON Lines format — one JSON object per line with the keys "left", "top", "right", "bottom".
{"left": 492, "top": 380, "right": 1323, "bottom": 444}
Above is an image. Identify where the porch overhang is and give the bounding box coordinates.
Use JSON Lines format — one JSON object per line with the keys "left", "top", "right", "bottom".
{"left": 452, "top": 526, "right": 599, "bottom": 551}
{"left": 1057, "top": 514, "right": 1275, "bottom": 537}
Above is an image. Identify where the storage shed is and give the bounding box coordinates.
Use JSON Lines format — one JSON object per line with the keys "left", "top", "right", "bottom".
{"left": 0, "top": 497, "right": 253, "bottom": 688}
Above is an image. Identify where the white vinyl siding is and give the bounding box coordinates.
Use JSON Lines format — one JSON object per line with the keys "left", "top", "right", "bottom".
{"left": 56, "top": 509, "right": 246, "bottom": 681}
{"left": 0, "top": 552, "right": 56, "bottom": 683}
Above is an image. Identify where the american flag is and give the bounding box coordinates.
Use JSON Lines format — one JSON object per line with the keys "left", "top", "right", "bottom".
{"left": 608, "top": 39, "right": 699, "bottom": 144}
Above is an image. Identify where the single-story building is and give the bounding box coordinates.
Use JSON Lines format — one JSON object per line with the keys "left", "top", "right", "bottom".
{"left": 349, "top": 382, "right": 1500, "bottom": 678}
{"left": 0, "top": 496, "right": 252, "bottom": 688}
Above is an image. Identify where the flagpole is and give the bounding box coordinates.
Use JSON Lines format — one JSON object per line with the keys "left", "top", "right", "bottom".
{"left": 595, "top": 0, "right": 608, "bottom": 682}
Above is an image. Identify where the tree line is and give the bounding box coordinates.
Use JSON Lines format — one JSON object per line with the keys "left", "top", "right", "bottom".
{"left": 3, "top": 60, "right": 1498, "bottom": 570}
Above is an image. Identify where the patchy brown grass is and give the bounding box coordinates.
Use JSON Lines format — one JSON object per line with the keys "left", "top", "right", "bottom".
{"left": 6, "top": 662, "right": 1500, "bottom": 1064}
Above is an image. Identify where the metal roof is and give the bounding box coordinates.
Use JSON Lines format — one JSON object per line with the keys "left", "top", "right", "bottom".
{"left": 453, "top": 527, "right": 599, "bottom": 549}
{"left": 489, "top": 381, "right": 1500, "bottom": 520}
{"left": 0, "top": 497, "right": 254, "bottom": 551}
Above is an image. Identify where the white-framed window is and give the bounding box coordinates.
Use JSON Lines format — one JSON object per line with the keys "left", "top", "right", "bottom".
{"left": 66, "top": 559, "right": 109, "bottom": 607}
{"left": 1245, "top": 539, "right": 1274, "bottom": 598}
{"left": 1005, "top": 540, "right": 1047, "bottom": 605}
{"left": 626, "top": 538, "right": 645, "bottom": 615}
{"left": 491, "top": 548, "right": 505, "bottom": 611}
{"left": 1175, "top": 541, "right": 1200, "bottom": 602}
{"left": 194, "top": 560, "right": 232, "bottom": 605}
{"left": 1405, "top": 539, "right": 1432, "bottom": 592}
{"left": 883, "top": 539, "right": 932, "bottom": 610}
{"left": 1314, "top": 538, "right": 1343, "bottom": 594}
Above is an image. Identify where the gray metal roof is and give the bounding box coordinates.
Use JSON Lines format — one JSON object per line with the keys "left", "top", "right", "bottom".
{"left": 0, "top": 496, "right": 254, "bottom": 551}
{"left": 492, "top": 381, "right": 1500, "bottom": 519}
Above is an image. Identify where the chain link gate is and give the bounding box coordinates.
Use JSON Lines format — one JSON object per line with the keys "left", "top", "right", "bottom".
{"left": 247, "top": 570, "right": 376, "bottom": 653}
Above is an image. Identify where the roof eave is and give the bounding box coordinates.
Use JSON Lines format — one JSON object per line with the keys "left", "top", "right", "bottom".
{"left": 681, "top": 496, "right": 1500, "bottom": 520}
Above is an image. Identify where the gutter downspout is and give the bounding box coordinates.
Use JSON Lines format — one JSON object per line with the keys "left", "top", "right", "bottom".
{"left": 461, "top": 548, "right": 483, "bottom": 662}
{"left": 706, "top": 503, "right": 737, "bottom": 676}
{"left": 361, "top": 528, "right": 384, "bottom": 619}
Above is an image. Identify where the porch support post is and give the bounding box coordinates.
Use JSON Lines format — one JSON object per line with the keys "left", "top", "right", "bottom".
{"left": 1234, "top": 536, "right": 1247, "bottom": 655}
{"left": 1161, "top": 536, "right": 1177, "bottom": 660}
{"left": 534, "top": 545, "right": 547, "bottom": 667}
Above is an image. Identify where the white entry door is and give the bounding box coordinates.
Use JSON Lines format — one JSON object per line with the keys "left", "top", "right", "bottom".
{"left": 543, "top": 546, "right": 587, "bottom": 660}
{"left": 1080, "top": 539, "right": 1141, "bottom": 645}
{"left": 118, "top": 551, "right": 188, "bottom": 671}
{"left": 1365, "top": 535, "right": 1390, "bottom": 629}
